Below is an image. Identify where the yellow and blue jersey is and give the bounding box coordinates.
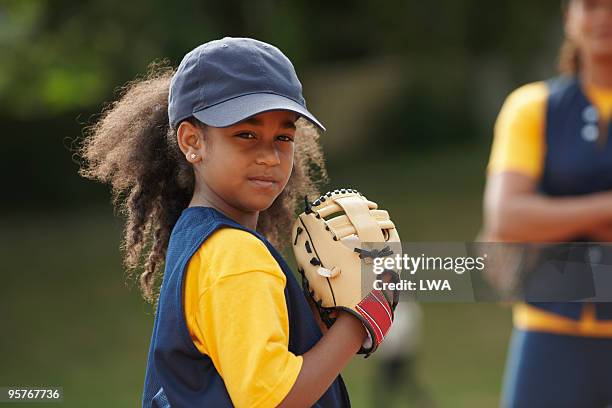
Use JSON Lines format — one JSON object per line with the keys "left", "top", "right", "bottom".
{"left": 488, "top": 76, "right": 612, "bottom": 337}
{"left": 141, "top": 206, "right": 350, "bottom": 407}
{"left": 183, "top": 227, "right": 302, "bottom": 407}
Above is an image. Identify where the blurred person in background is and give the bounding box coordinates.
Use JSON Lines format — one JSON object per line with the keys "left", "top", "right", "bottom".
{"left": 483, "top": 0, "right": 612, "bottom": 406}
{"left": 371, "top": 301, "right": 434, "bottom": 407}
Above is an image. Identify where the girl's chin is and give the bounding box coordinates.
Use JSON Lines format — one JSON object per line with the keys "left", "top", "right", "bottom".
{"left": 240, "top": 196, "right": 279, "bottom": 213}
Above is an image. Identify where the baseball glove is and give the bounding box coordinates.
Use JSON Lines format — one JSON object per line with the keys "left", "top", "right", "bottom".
{"left": 292, "top": 189, "right": 401, "bottom": 356}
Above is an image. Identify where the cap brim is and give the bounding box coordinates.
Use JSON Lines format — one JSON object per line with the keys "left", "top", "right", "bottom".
{"left": 192, "top": 93, "right": 326, "bottom": 131}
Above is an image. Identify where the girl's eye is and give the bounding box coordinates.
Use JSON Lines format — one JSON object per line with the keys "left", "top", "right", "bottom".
{"left": 236, "top": 132, "right": 255, "bottom": 139}
{"left": 276, "top": 135, "right": 294, "bottom": 142}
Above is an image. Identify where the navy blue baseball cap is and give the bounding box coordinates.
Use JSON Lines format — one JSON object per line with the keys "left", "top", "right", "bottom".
{"left": 168, "top": 37, "right": 325, "bottom": 131}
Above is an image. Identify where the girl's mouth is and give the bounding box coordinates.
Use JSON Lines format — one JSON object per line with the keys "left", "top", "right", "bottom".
{"left": 247, "top": 177, "right": 278, "bottom": 189}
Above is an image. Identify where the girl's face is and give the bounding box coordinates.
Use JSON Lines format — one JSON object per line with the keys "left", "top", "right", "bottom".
{"left": 566, "top": 0, "right": 612, "bottom": 60}
{"left": 197, "top": 110, "right": 297, "bottom": 215}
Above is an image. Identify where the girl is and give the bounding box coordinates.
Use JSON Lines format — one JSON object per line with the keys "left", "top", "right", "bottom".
{"left": 483, "top": 1, "right": 612, "bottom": 406}
{"left": 80, "top": 37, "right": 368, "bottom": 407}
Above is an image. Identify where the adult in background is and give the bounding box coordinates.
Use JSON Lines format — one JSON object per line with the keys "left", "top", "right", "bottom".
{"left": 483, "top": 0, "right": 612, "bottom": 406}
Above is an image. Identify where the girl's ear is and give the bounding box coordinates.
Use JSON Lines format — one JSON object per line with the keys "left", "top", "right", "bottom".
{"left": 177, "top": 121, "right": 204, "bottom": 163}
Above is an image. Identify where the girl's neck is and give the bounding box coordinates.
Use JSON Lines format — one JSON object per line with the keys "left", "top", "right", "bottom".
{"left": 189, "top": 184, "right": 259, "bottom": 230}
{"left": 580, "top": 55, "right": 612, "bottom": 89}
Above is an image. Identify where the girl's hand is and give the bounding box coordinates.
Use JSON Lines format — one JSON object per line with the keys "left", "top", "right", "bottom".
{"left": 306, "top": 294, "right": 337, "bottom": 334}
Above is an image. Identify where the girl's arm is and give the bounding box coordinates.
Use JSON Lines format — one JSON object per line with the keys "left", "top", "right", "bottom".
{"left": 277, "top": 312, "right": 365, "bottom": 408}
{"left": 483, "top": 171, "right": 612, "bottom": 242}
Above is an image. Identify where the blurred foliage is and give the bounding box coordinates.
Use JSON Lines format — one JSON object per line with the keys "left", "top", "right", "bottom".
{"left": 0, "top": 0, "right": 564, "bottom": 210}
{"left": 373, "top": 80, "right": 480, "bottom": 152}
{"left": 1, "top": 0, "right": 561, "bottom": 117}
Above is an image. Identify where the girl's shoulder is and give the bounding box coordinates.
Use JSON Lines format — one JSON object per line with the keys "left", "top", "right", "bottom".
{"left": 191, "top": 225, "right": 286, "bottom": 284}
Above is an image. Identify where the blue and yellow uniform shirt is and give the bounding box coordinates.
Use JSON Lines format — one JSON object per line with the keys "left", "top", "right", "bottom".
{"left": 489, "top": 80, "right": 612, "bottom": 179}
{"left": 183, "top": 228, "right": 302, "bottom": 407}
{"left": 141, "top": 206, "right": 350, "bottom": 407}
{"left": 488, "top": 77, "right": 612, "bottom": 337}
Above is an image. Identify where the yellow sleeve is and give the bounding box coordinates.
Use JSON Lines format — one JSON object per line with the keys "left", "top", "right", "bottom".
{"left": 487, "top": 81, "right": 549, "bottom": 179}
{"left": 183, "top": 228, "right": 303, "bottom": 408}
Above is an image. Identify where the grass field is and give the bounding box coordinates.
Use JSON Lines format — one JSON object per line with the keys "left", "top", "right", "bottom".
{"left": 0, "top": 144, "right": 513, "bottom": 407}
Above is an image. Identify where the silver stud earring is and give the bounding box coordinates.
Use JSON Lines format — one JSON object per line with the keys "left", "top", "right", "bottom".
{"left": 190, "top": 153, "right": 197, "bottom": 160}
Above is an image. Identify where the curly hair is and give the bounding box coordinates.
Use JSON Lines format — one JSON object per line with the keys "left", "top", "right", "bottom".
{"left": 78, "top": 62, "right": 328, "bottom": 305}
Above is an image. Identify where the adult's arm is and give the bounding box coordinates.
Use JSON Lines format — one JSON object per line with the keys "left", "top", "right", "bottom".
{"left": 483, "top": 171, "right": 612, "bottom": 242}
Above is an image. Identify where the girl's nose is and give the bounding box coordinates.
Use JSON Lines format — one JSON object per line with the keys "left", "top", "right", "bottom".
{"left": 255, "top": 143, "right": 281, "bottom": 166}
